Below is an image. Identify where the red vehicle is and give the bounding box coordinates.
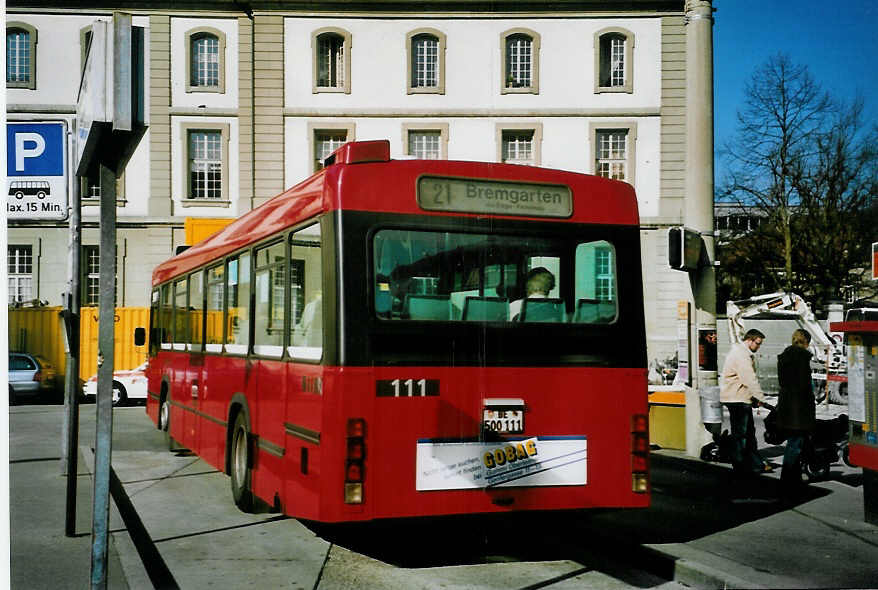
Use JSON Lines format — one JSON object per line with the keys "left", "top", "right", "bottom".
{"left": 145, "top": 140, "right": 649, "bottom": 523}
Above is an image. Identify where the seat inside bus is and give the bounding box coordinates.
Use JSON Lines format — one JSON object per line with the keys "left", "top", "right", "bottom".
{"left": 573, "top": 298, "right": 617, "bottom": 324}
{"left": 462, "top": 297, "right": 509, "bottom": 321}
{"left": 404, "top": 294, "right": 452, "bottom": 321}
{"left": 519, "top": 298, "right": 566, "bottom": 323}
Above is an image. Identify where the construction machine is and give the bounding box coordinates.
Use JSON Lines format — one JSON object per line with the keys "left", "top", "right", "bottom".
{"left": 726, "top": 292, "right": 847, "bottom": 403}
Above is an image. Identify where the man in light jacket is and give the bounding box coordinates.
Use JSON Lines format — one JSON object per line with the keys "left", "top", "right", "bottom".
{"left": 720, "top": 328, "right": 771, "bottom": 476}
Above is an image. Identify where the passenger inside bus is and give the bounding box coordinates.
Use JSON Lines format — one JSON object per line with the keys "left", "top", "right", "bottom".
{"left": 509, "top": 267, "right": 556, "bottom": 321}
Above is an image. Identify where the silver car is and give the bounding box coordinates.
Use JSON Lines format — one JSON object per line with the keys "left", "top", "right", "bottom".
{"left": 9, "top": 352, "right": 57, "bottom": 404}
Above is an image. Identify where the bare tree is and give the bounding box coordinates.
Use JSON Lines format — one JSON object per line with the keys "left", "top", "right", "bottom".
{"left": 718, "top": 54, "right": 877, "bottom": 309}
{"left": 721, "top": 54, "right": 831, "bottom": 293}
{"left": 791, "top": 99, "right": 878, "bottom": 308}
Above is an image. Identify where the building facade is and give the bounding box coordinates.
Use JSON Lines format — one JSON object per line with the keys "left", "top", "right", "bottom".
{"left": 6, "top": 0, "right": 715, "bottom": 375}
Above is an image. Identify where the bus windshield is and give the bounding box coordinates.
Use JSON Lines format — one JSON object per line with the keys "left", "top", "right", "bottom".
{"left": 373, "top": 229, "right": 617, "bottom": 324}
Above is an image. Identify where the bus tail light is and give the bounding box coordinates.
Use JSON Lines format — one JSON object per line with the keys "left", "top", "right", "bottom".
{"left": 631, "top": 413, "right": 649, "bottom": 494}
{"left": 344, "top": 418, "right": 366, "bottom": 504}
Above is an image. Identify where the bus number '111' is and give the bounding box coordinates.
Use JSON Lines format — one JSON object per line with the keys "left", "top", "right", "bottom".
{"left": 376, "top": 379, "right": 440, "bottom": 397}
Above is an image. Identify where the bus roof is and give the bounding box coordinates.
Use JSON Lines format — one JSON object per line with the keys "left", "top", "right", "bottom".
{"left": 153, "top": 140, "right": 639, "bottom": 286}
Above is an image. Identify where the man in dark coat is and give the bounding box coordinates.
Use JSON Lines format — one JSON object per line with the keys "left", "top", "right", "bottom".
{"left": 776, "top": 328, "right": 816, "bottom": 495}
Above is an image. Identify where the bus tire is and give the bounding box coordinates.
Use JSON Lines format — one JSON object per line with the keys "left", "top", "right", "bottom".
{"left": 158, "top": 396, "right": 170, "bottom": 432}
{"left": 158, "top": 395, "right": 179, "bottom": 451}
{"left": 230, "top": 412, "right": 255, "bottom": 512}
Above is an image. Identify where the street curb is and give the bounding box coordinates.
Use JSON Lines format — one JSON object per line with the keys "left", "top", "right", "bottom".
{"left": 642, "top": 545, "right": 765, "bottom": 589}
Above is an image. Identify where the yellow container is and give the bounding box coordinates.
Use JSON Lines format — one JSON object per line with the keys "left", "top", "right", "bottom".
{"left": 185, "top": 217, "right": 234, "bottom": 245}
{"left": 78, "top": 307, "right": 149, "bottom": 381}
{"left": 7, "top": 306, "right": 67, "bottom": 372}
{"left": 8, "top": 306, "right": 149, "bottom": 382}
{"left": 647, "top": 389, "right": 687, "bottom": 451}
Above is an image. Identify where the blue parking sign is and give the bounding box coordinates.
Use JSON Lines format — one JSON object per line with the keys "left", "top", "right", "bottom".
{"left": 7, "top": 122, "right": 65, "bottom": 177}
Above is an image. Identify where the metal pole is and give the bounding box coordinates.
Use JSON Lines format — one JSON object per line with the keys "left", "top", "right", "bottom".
{"left": 684, "top": 0, "right": 717, "bottom": 456}
{"left": 63, "top": 152, "right": 82, "bottom": 537}
{"left": 90, "top": 161, "right": 116, "bottom": 589}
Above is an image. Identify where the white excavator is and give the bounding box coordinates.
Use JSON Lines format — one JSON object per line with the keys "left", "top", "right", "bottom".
{"left": 726, "top": 292, "right": 847, "bottom": 403}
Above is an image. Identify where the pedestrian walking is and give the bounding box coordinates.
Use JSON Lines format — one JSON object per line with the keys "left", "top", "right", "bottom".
{"left": 720, "top": 328, "right": 771, "bottom": 476}
{"left": 776, "top": 328, "right": 816, "bottom": 497}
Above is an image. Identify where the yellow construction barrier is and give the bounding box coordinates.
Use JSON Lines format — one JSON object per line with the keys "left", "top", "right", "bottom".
{"left": 8, "top": 306, "right": 149, "bottom": 382}
{"left": 647, "top": 388, "right": 687, "bottom": 450}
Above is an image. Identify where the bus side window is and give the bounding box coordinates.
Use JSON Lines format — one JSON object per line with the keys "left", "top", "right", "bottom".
{"left": 253, "top": 242, "right": 285, "bottom": 357}
{"left": 289, "top": 224, "right": 323, "bottom": 360}
{"left": 173, "top": 278, "right": 188, "bottom": 351}
{"left": 160, "top": 284, "right": 173, "bottom": 349}
{"left": 226, "top": 253, "right": 251, "bottom": 355}
{"left": 189, "top": 271, "right": 205, "bottom": 352}
{"left": 205, "top": 264, "right": 225, "bottom": 352}
{"left": 149, "top": 289, "right": 160, "bottom": 355}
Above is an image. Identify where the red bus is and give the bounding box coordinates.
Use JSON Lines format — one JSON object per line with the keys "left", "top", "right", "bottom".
{"left": 144, "top": 140, "right": 649, "bottom": 522}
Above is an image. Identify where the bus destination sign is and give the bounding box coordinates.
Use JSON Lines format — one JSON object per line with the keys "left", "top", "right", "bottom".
{"left": 417, "top": 176, "right": 572, "bottom": 218}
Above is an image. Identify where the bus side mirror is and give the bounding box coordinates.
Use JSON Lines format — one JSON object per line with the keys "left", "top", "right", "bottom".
{"left": 134, "top": 327, "right": 146, "bottom": 347}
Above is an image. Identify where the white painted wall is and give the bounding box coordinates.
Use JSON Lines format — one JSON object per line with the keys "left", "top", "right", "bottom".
{"left": 284, "top": 17, "right": 661, "bottom": 110}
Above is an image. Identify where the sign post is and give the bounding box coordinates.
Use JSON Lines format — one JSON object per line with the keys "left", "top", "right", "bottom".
{"left": 62, "top": 162, "right": 82, "bottom": 538}
{"left": 72, "top": 13, "right": 149, "bottom": 589}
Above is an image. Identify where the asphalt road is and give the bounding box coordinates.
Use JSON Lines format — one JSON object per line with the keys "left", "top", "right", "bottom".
{"left": 9, "top": 399, "right": 875, "bottom": 589}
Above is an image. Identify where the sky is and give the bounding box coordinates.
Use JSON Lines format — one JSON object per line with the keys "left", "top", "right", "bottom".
{"left": 712, "top": 0, "right": 878, "bottom": 182}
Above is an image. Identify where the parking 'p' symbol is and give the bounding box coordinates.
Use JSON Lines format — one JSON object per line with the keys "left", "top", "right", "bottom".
{"left": 15, "top": 133, "right": 46, "bottom": 172}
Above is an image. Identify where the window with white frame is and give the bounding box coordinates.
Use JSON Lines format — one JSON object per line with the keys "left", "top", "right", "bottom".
{"left": 595, "top": 130, "right": 628, "bottom": 181}
{"left": 595, "top": 247, "right": 614, "bottom": 301}
{"left": 7, "top": 23, "right": 37, "bottom": 89}
{"left": 8, "top": 246, "right": 33, "bottom": 304}
{"left": 595, "top": 28, "right": 634, "bottom": 93}
{"left": 313, "top": 29, "right": 351, "bottom": 93}
{"left": 501, "top": 29, "right": 539, "bottom": 94}
{"left": 317, "top": 35, "right": 343, "bottom": 87}
{"left": 413, "top": 35, "right": 438, "bottom": 87}
{"left": 314, "top": 130, "right": 348, "bottom": 171}
{"left": 502, "top": 130, "right": 535, "bottom": 165}
{"left": 407, "top": 30, "right": 445, "bottom": 94}
{"left": 81, "top": 246, "right": 119, "bottom": 306}
{"left": 408, "top": 130, "right": 441, "bottom": 159}
{"left": 186, "top": 129, "right": 224, "bottom": 200}
{"left": 506, "top": 35, "right": 531, "bottom": 88}
{"left": 188, "top": 29, "right": 224, "bottom": 91}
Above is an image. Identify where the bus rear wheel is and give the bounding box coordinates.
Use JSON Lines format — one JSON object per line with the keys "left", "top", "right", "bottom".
{"left": 230, "top": 413, "right": 255, "bottom": 512}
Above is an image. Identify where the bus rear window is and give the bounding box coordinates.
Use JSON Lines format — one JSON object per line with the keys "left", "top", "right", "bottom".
{"left": 373, "top": 229, "right": 617, "bottom": 324}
